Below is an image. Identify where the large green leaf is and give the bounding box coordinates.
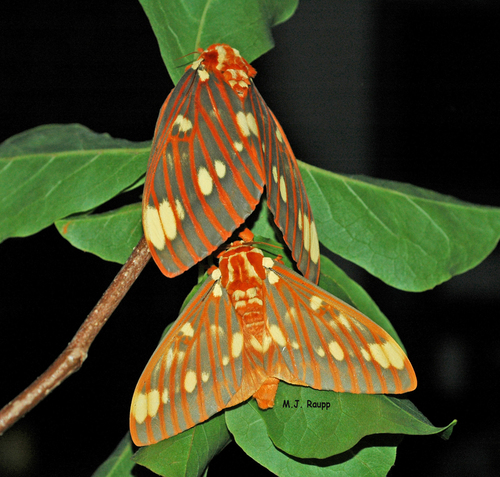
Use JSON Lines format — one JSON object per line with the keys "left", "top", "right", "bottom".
{"left": 138, "top": 0, "right": 298, "bottom": 83}
{"left": 299, "top": 162, "right": 500, "bottom": 291}
{"left": 133, "top": 412, "right": 231, "bottom": 477}
{"left": 261, "top": 386, "right": 455, "bottom": 459}
{"left": 0, "top": 124, "right": 150, "bottom": 242}
{"left": 92, "top": 434, "right": 135, "bottom": 477}
{"left": 225, "top": 402, "right": 399, "bottom": 477}
{"left": 55, "top": 203, "right": 143, "bottom": 264}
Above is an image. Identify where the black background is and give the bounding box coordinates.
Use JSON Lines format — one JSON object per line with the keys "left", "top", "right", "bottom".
{"left": 1, "top": 1, "right": 499, "bottom": 476}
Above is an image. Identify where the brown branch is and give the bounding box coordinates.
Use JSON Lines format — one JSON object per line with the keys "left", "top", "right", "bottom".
{"left": 0, "top": 236, "right": 151, "bottom": 436}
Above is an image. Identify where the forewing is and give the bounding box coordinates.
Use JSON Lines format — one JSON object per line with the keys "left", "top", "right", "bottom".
{"left": 264, "top": 262, "right": 417, "bottom": 394}
{"left": 251, "top": 85, "right": 320, "bottom": 283}
{"left": 130, "top": 276, "right": 243, "bottom": 446}
{"left": 142, "top": 67, "right": 265, "bottom": 277}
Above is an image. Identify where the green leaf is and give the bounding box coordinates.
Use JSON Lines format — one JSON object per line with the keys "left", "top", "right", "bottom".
{"left": 92, "top": 434, "right": 135, "bottom": 477}
{"left": 299, "top": 162, "right": 500, "bottom": 291}
{"left": 133, "top": 412, "right": 231, "bottom": 477}
{"left": 225, "top": 402, "right": 399, "bottom": 477}
{"left": 0, "top": 123, "right": 150, "bottom": 158}
{"left": 250, "top": 201, "right": 280, "bottom": 241}
{"left": 261, "top": 385, "right": 455, "bottom": 459}
{"left": 138, "top": 0, "right": 298, "bottom": 83}
{"left": 0, "top": 124, "right": 150, "bottom": 242}
{"left": 55, "top": 203, "right": 143, "bottom": 264}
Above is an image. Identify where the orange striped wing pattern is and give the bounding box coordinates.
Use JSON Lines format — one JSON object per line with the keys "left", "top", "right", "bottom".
{"left": 142, "top": 44, "right": 319, "bottom": 282}
{"left": 130, "top": 242, "right": 416, "bottom": 446}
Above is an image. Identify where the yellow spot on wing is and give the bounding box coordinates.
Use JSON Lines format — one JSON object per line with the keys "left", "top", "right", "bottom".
{"left": 180, "top": 322, "right": 194, "bottom": 337}
{"left": 231, "top": 332, "right": 244, "bottom": 358}
{"left": 250, "top": 335, "right": 272, "bottom": 353}
{"left": 144, "top": 205, "right": 166, "bottom": 250}
{"left": 213, "top": 283, "right": 223, "bottom": 297}
{"left": 197, "top": 69, "right": 210, "bottom": 81}
{"left": 147, "top": 390, "right": 160, "bottom": 417}
{"left": 175, "top": 199, "right": 185, "bottom": 221}
{"left": 133, "top": 393, "right": 148, "bottom": 424}
{"left": 361, "top": 348, "right": 371, "bottom": 361}
{"left": 246, "top": 113, "right": 258, "bottom": 136}
{"left": 267, "top": 270, "right": 280, "bottom": 285}
{"left": 303, "top": 214, "right": 310, "bottom": 252}
{"left": 174, "top": 114, "right": 193, "bottom": 133}
{"left": 316, "top": 346, "right": 326, "bottom": 357}
{"left": 191, "top": 58, "right": 203, "bottom": 70}
{"left": 328, "top": 341, "right": 345, "bottom": 361}
{"left": 369, "top": 343, "right": 390, "bottom": 369}
{"left": 157, "top": 200, "right": 177, "bottom": 241}
{"left": 215, "top": 160, "right": 227, "bottom": 178}
{"left": 279, "top": 175, "right": 287, "bottom": 203}
{"left": 338, "top": 312, "right": 352, "bottom": 330}
{"left": 285, "top": 307, "right": 298, "bottom": 321}
{"left": 236, "top": 111, "right": 250, "bottom": 137}
{"left": 310, "top": 295, "right": 323, "bottom": 311}
{"left": 272, "top": 165, "right": 278, "bottom": 183}
{"left": 210, "top": 324, "right": 225, "bottom": 336}
{"left": 161, "top": 389, "right": 169, "bottom": 404}
{"left": 165, "top": 348, "right": 174, "bottom": 370}
{"left": 269, "top": 324, "right": 286, "bottom": 347}
{"left": 310, "top": 220, "right": 320, "bottom": 264}
{"left": 383, "top": 341, "right": 405, "bottom": 370}
{"left": 184, "top": 370, "right": 197, "bottom": 393}
{"left": 198, "top": 167, "right": 213, "bottom": 196}
{"left": 233, "top": 141, "right": 244, "bottom": 152}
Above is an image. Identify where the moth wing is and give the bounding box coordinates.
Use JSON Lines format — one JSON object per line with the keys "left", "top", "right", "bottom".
{"left": 142, "top": 66, "right": 265, "bottom": 277}
{"left": 264, "top": 262, "right": 417, "bottom": 394}
{"left": 130, "top": 276, "right": 243, "bottom": 445}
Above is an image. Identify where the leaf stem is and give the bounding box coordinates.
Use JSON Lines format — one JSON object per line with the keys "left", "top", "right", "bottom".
{"left": 0, "top": 236, "right": 151, "bottom": 436}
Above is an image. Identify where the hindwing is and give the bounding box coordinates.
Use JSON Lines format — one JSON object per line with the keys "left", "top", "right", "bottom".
{"left": 262, "top": 260, "right": 417, "bottom": 394}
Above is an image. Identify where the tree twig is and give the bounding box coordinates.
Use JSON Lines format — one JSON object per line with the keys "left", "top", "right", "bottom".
{"left": 0, "top": 236, "right": 151, "bottom": 436}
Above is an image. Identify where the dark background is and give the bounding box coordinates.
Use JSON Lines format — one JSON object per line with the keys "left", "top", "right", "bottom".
{"left": 1, "top": 1, "right": 499, "bottom": 475}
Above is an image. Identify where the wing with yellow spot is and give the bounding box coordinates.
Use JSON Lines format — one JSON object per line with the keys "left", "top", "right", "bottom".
{"left": 256, "top": 100, "right": 321, "bottom": 284}
{"left": 263, "top": 261, "right": 417, "bottom": 394}
{"left": 142, "top": 46, "right": 266, "bottom": 278}
{"left": 129, "top": 275, "right": 244, "bottom": 446}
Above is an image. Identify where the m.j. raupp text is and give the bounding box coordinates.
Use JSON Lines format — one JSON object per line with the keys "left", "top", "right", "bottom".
{"left": 282, "top": 399, "right": 331, "bottom": 410}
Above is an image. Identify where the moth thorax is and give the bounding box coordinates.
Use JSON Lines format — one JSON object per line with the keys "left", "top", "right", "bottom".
{"left": 220, "top": 249, "right": 266, "bottom": 287}
{"left": 196, "top": 44, "right": 257, "bottom": 99}
{"left": 223, "top": 68, "right": 251, "bottom": 98}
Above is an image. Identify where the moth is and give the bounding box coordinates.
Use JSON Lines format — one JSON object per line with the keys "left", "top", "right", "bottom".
{"left": 142, "top": 44, "right": 319, "bottom": 283}
{"left": 130, "top": 237, "right": 416, "bottom": 446}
